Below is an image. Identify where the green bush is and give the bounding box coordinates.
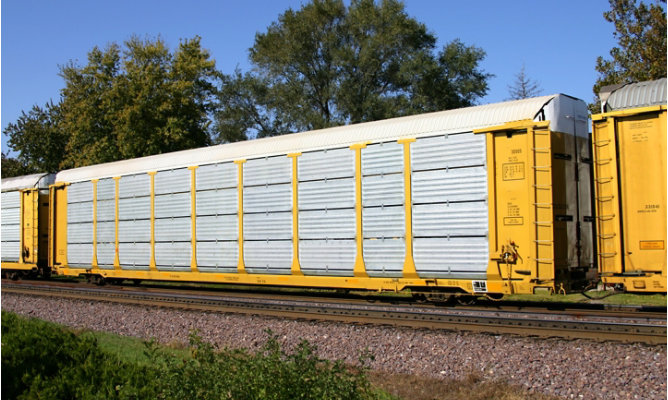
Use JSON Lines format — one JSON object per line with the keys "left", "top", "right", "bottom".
{"left": 1, "top": 312, "right": 381, "bottom": 400}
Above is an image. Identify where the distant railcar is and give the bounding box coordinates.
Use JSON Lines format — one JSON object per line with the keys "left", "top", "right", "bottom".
{"left": 1, "top": 173, "right": 55, "bottom": 278}
{"left": 28, "top": 94, "right": 593, "bottom": 296}
{"left": 592, "top": 78, "right": 667, "bottom": 292}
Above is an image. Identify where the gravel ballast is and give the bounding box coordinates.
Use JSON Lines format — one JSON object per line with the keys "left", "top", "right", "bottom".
{"left": 2, "top": 292, "right": 665, "bottom": 400}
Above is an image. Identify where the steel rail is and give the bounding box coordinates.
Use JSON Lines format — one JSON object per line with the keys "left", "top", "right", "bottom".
{"left": 3, "top": 282, "right": 666, "bottom": 345}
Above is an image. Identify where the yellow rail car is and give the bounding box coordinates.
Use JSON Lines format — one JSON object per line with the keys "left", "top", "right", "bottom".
{"left": 592, "top": 79, "right": 667, "bottom": 292}
{"left": 1, "top": 173, "right": 55, "bottom": 278}
{"left": 46, "top": 95, "right": 594, "bottom": 296}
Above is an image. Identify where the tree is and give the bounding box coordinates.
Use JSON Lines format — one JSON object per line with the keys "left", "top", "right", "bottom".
{"left": 2, "top": 152, "right": 33, "bottom": 178}
{"left": 4, "top": 36, "right": 221, "bottom": 170}
{"left": 593, "top": 0, "right": 666, "bottom": 97}
{"left": 4, "top": 101, "right": 67, "bottom": 174}
{"left": 507, "top": 64, "right": 542, "bottom": 100}
{"left": 215, "top": 0, "right": 491, "bottom": 142}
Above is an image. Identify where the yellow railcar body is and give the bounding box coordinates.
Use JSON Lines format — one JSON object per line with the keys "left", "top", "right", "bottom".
{"left": 592, "top": 105, "right": 667, "bottom": 292}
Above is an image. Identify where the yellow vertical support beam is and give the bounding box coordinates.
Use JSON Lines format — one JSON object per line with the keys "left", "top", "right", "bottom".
{"left": 287, "top": 153, "right": 303, "bottom": 275}
{"left": 235, "top": 160, "right": 247, "bottom": 274}
{"left": 91, "top": 180, "right": 99, "bottom": 269}
{"left": 147, "top": 172, "right": 158, "bottom": 272}
{"left": 398, "top": 138, "right": 418, "bottom": 279}
{"left": 350, "top": 143, "right": 368, "bottom": 278}
{"left": 113, "top": 177, "right": 121, "bottom": 270}
{"left": 188, "top": 166, "right": 199, "bottom": 273}
{"left": 18, "top": 190, "right": 25, "bottom": 264}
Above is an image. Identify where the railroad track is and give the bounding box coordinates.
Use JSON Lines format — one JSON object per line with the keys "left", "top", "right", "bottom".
{"left": 3, "top": 281, "right": 666, "bottom": 345}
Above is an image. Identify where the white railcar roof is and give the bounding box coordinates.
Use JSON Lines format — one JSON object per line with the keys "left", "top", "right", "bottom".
{"left": 1, "top": 173, "right": 55, "bottom": 192}
{"left": 56, "top": 94, "right": 586, "bottom": 183}
{"left": 605, "top": 78, "right": 667, "bottom": 111}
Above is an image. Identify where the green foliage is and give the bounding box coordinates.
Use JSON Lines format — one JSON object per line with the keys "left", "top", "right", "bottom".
{"left": 2, "top": 313, "right": 381, "bottom": 400}
{"left": 3, "top": 101, "right": 67, "bottom": 174}
{"left": 4, "top": 35, "right": 220, "bottom": 170}
{"left": 215, "top": 0, "right": 491, "bottom": 142}
{"left": 1, "top": 311, "right": 159, "bottom": 399}
{"left": 593, "top": 0, "right": 666, "bottom": 100}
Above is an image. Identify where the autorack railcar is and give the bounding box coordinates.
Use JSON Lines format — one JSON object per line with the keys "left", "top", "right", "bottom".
{"left": 1, "top": 94, "right": 593, "bottom": 297}
{"left": 1, "top": 173, "right": 55, "bottom": 278}
{"left": 592, "top": 78, "right": 667, "bottom": 292}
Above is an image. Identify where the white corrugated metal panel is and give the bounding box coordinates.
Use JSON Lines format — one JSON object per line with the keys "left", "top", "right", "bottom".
{"left": 68, "top": 222, "right": 93, "bottom": 243}
{"left": 298, "top": 208, "right": 355, "bottom": 239}
{"left": 411, "top": 132, "right": 485, "bottom": 171}
{"left": 197, "top": 241, "right": 238, "bottom": 270}
{"left": 299, "top": 239, "right": 355, "bottom": 275}
{"left": 363, "top": 238, "right": 405, "bottom": 276}
{"left": 155, "top": 168, "right": 190, "bottom": 194}
{"left": 606, "top": 78, "right": 667, "bottom": 111}
{"left": 155, "top": 242, "right": 192, "bottom": 270}
{"left": 362, "top": 141, "right": 403, "bottom": 176}
{"left": 243, "top": 184, "right": 291, "bottom": 213}
{"left": 97, "top": 178, "right": 116, "bottom": 201}
{"left": 412, "top": 202, "right": 488, "bottom": 237}
{"left": 155, "top": 193, "right": 190, "bottom": 218}
{"left": 243, "top": 212, "right": 292, "bottom": 240}
{"left": 1, "top": 241, "right": 20, "bottom": 261}
{"left": 68, "top": 181, "right": 93, "bottom": 203}
{"left": 1, "top": 224, "right": 20, "bottom": 240}
{"left": 118, "top": 219, "right": 150, "bottom": 242}
{"left": 118, "top": 197, "right": 150, "bottom": 220}
{"left": 68, "top": 243, "right": 93, "bottom": 265}
{"left": 97, "top": 221, "right": 115, "bottom": 243}
{"left": 1, "top": 207, "right": 20, "bottom": 225}
{"left": 118, "top": 242, "right": 150, "bottom": 268}
{"left": 362, "top": 173, "right": 404, "bottom": 207}
{"left": 97, "top": 199, "right": 115, "bottom": 222}
{"left": 244, "top": 156, "right": 291, "bottom": 187}
{"left": 1, "top": 191, "right": 20, "bottom": 209}
{"left": 196, "top": 215, "right": 238, "bottom": 241}
{"left": 298, "top": 147, "right": 354, "bottom": 181}
{"left": 362, "top": 206, "right": 404, "bottom": 238}
{"left": 56, "top": 95, "right": 566, "bottom": 183}
{"left": 196, "top": 189, "right": 237, "bottom": 216}
{"left": 68, "top": 201, "right": 93, "bottom": 224}
{"left": 1, "top": 173, "right": 55, "bottom": 191}
{"left": 119, "top": 174, "right": 150, "bottom": 198}
{"left": 414, "top": 237, "right": 488, "bottom": 279}
{"left": 412, "top": 167, "right": 488, "bottom": 204}
{"left": 298, "top": 178, "right": 355, "bottom": 210}
{"left": 196, "top": 162, "right": 237, "bottom": 190}
{"left": 244, "top": 240, "right": 292, "bottom": 273}
{"left": 155, "top": 217, "right": 191, "bottom": 242}
{"left": 96, "top": 243, "right": 116, "bottom": 268}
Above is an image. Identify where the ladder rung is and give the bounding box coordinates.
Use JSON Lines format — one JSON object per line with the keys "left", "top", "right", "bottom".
{"left": 595, "top": 195, "right": 614, "bottom": 202}
{"left": 534, "top": 258, "right": 554, "bottom": 263}
{"left": 533, "top": 184, "right": 552, "bottom": 190}
{"left": 596, "top": 214, "right": 615, "bottom": 221}
{"left": 534, "top": 221, "right": 553, "bottom": 226}
{"left": 599, "top": 252, "right": 617, "bottom": 257}
{"left": 598, "top": 233, "right": 616, "bottom": 239}
{"left": 593, "top": 139, "right": 611, "bottom": 147}
{"left": 595, "top": 177, "right": 613, "bottom": 183}
{"left": 594, "top": 158, "right": 613, "bottom": 165}
{"left": 532, "top": 166, "right": 551, "bottom": 171}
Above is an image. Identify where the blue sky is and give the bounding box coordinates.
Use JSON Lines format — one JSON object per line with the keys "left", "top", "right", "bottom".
{"left": 1, "top": 0, "right": 619, "bottom": 154}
